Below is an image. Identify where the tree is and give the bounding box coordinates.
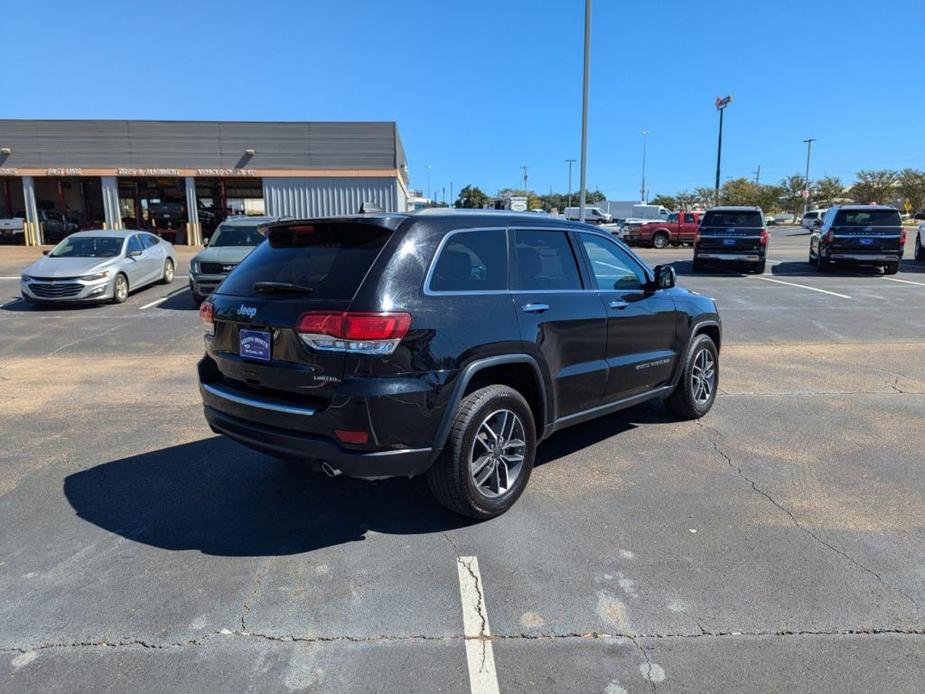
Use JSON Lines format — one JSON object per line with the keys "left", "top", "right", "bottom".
{"left": 813, "top": 176, "right": 845, "bottom": 208}
{"left": 720, "top": 178, "right": 759, "bottom": 206}
{"left": 693, "top": 186, "right": 717, "bottom": 208}
{"left": 527, "top": 193, "right": 543, "bottom": 210}
{"left": 896, "top": 169, "right": 925, "bottom": 214}
{"left": 850, "top": 169, "right": 897, "bottom": 205}
{"left": 456, "top": 184, "right": 489, "bottom": 209}
{"left": 675, "top": 191, "right": 698, "bottom": 210}
{"left": 779, "top": 174, "right": 808, "bottom": 220}
{"left": 649, "top": 194, "right": 677, "bottom": 210}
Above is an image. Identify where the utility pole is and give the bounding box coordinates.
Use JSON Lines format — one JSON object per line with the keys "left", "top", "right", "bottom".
{"left": 521, "top": 165, "right": 528, "bottom": 196}
{"left": 714, "top": 96, "right": 732, "bottom": 206}
{"left": 565, "top": 159, "right": 576, "bottom": 208}
{"left": 578, "top": 0, "right": 592, "bottom": 222}
{"left": 442, "top": 186, "right": 446, "bottom": 205}
{"left": 753, "top": 165, "right": 761, "bottom": 185}
{"left": 449, "top": 181, "right": 454, "bottom": 208}
{"left": 802, "top": 138, "right": 816, "bottom": 218}
{"left": 426, "top": 164, "right": 431, "bottom": 202}
{"left": 640, "top": 129, "right": 648, "bottom": 203}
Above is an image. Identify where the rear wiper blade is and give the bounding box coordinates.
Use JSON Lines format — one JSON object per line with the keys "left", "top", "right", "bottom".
{"left": 252, "top": 281, "right": 315, "bottom": 294}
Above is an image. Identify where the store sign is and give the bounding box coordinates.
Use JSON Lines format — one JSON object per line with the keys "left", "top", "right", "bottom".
{"left": 47, "top": 167, "right": 82, "bottom": 175}
{"left": 196, "top": 168, "right": 258, "bottom": 177}
{"left": 117, "top": 168, "right": 181, "bottom": 176}
{"left": 0, "top": 168, "right": 17, "bottom": 175}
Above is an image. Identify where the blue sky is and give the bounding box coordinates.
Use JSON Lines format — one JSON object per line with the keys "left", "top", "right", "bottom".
{"left": 3, "top": 0, "right": 923, "bottom": 201}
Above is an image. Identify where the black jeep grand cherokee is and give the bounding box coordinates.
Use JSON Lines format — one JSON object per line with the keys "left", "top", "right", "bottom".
{"left": 198, "top": 210, "right": 721, "bottom": 518}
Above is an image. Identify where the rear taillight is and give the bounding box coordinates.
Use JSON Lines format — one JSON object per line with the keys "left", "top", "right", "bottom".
{"left": 199, "top": 301, "right": 214, "bottom": 336}
{"left": 759, "top": 228, "right": 769, "bottom": 246}
{"left": 900, "top": 228, "right": 907, "bottom": 245}
{"left": 694, "top": 228, "right": 701, "bottom": 243}
{"left": 296, "top": 311, "right": 411, "bottom": 354}
{"left": 823, "top": 230, "right": 834, "bottom": 243}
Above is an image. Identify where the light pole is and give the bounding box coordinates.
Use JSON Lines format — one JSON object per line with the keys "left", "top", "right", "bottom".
{"left": 640, "top": 129, "right": 648, "bottom": 203}
{"left": 578, "top": 0, "right": 591, "bottom": 222}
{"left": 714, "top": 95, "right": 732, "bottom": 205}
{"left": 449, "top": 181, "right": 454, "bottom": 208}
{"left": 521, "top": 165, "right": 528, "bottom": 196}
{"left": 426, "top": 164, "right": 431, "bottom": 202}
{"left": 565, "top": 159, "right": 576, "bottom": 208}
{"left": 802, "top": 138, "right": 816, "bottom": 218}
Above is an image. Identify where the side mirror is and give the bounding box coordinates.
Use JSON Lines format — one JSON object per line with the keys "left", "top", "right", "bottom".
{"left": 653, "top": 264, "right": 676, "bottom": 290}
{"left": 42, "top": 250, "right": 49, "bottom": 255}
{"left": 128, "top": 249, "right": 142, "bottom": 258}
{"left": 202, "top": 237, "right": 210, "bottom": 246}
{"left": 813, "top": 219, "right": 823, "bottom": 228}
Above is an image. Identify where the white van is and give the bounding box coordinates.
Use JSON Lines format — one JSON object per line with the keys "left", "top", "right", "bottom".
{"left": 563, "top": 206, "right": 613, "bottom": 224}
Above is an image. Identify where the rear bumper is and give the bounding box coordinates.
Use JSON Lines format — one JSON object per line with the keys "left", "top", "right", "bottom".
{"left": 695, "top": 252, "right": 763, "bottom": 262}
{"left": 203, "top": 405, "right": 434, "bottom": 478}
{"left": 829, "top": 253, "right": 900, "bottom": 263}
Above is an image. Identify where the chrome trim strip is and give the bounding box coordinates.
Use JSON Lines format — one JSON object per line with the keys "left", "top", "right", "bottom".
{"left": 554, "top": 385, "right": 673, "bottom": 427}
{"left": 830, "top": 254, "right": 899, "bottom": 261}
{"left": 697, "top": 253, "right": 760, "bottom": 261}
{"left": 201, "top": 382, "right": 316, "bottom": 416}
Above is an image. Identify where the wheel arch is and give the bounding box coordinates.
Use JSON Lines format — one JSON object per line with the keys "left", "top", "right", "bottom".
{"left": 430, "top": 355, "right": 549, "bottom": 461}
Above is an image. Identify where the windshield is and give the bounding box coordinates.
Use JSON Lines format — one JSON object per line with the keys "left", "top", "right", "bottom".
{"left": 218, "top": 222, "right": 393, "bottom": 299}
{"left": 701, "top": 210, "right": 763, "bottom": 228}
{"left": 833, "top": 209, "right": 901, "bottom": 227}
{"left": 49, "top": 236, "right": 124, "bottom": 258}
{"left": 209, "top": 224, "right": 266, "bottom": 247}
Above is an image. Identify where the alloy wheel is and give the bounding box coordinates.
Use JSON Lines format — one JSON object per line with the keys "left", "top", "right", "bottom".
{"left": 691, "top": 348, "right": 715, "bottom": 405}
{"left": 470, "top": 409, "right": 526, "bottom": 498}
{"left": 164, "top": 260, "right": 174, "bottom": 282}
{"left": 115, "top": 276, "right": 128, "bottom": 301}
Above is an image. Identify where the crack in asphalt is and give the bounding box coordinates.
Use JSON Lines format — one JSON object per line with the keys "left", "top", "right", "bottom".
{"left": 696, "top": 421, "right": 920, "bottom": 611}
{"left": 628, "top": 634, "right": 658, "bottom": 693}
{"left": 4, "top": 627, "right": 923, "bottom": 655}
{"left": 240, "top": 562, "right": 265, "bottom": 633}
{"left": 457, "top": 555, "right": 491, "bottom": 672}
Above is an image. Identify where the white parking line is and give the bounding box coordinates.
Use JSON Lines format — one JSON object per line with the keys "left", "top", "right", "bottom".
{"left": 456, "top": 556, "right": 500, "bottom": 694}
{"left": 138, "top": 286, "right": 189, "bottom": 310}
{"left": 0, "top": 276, "right": 22, "bottom": 280}
{"left": 882, "top": 277, "right": 925, "bottom": 287}
{"left": 750, "top": 275, "right": 851, "bottom": 299}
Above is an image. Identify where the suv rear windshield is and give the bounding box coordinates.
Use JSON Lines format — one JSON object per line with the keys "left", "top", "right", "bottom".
{"left": 833, "top": 209, "right": 901, "bottom": 227}
{"left": 217, "top": 222, "right": 392, "bottom": 299}
{"left": 701, "top": 210, "right": 763, "bottom": 228}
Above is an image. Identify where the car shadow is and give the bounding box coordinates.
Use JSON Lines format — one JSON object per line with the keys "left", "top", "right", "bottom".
{"left": 771, "top": 261, "right": 890, "bottom": 278}
{"left": 0, "top": 297, "right": 108, "bottom": 312}
{"left": 156, "top": 287, "right": 198, "bottom": 311}
{"left": 665, "top": 260, "right": 746, "bottom": 277}
{"left": 64, "top": 405, "right": 670, "bottom": 556}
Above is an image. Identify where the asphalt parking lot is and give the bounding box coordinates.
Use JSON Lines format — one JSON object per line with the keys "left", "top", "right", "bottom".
{"left": 1, "top": 226, "right": 924, "bottom": 693}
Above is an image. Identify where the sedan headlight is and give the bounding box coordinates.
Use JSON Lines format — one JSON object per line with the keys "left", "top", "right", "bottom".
{"left": 20, "top": 274, "right": 34, "bottom": 282}
{"left": 79, "top": 271, "right": 111, "bottom": 281}
{"left": 190, "top": 261, "right": 199, "bottom": 273}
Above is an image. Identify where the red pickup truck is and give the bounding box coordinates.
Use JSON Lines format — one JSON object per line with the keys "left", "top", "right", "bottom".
{"left": 624, "top": 211, "right": 702, "bottom": 248}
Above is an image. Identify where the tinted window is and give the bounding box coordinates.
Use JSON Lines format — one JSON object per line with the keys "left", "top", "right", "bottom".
{"left": 666, "top": 213, "right": 678, "bottom": 223}
{"left": 141, "top": 234, "right": 159, "bottom": 249}
{"left": 513, "top": 230, "right": 582, "bottom": 291}
{"left": 684, "top": 213, "right": 696, "bottom": 223}
{"left": 127, "top": 235, "right": 143, "bottom": 254}
{"left": 701, "top": 210, "right": 763, "bottom": 228}
{"left": 210, "top": 224, "right": 266, "bottom": 247}
{"left": 430, "top": 229, "right": 507, "bottom": 292}
{"left": 580, "top": 234, "right": 646, "bottom": 290}
{"left": 218, "top": 222, "right": 392, "bottom": 300}
{"left": 833, "top": 209, "right": 901, "bottom": 227}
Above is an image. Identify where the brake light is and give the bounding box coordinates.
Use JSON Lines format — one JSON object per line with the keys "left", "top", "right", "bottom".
{"left": 199, "top": 301, "right": 214, "bottom": 336}
{"left": 296, "top": 311, "right": 411, "bottom": 354}
{"left": 900, "top": 228, "right": 906, "bottom": 245}
{"left": 335, "top": 429, "right": 370, "bottom": 445}
{"left": 759, "top": 228, "right": 769, "bottom": 246}
{"left": 823, "top": 230, "right": 834, "bottom": 243}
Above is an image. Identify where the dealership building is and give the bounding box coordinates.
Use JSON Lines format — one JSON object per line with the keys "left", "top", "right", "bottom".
{"left": 0, "top": 119, "right": 410, "bottom": 245}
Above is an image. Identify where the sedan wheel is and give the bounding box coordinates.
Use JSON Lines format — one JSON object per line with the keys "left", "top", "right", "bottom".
{"left": 112, "top": 274, "right": 128, "bottom": 304}
{"left": 162, "top": 259, "right": 175, "bottom": 284}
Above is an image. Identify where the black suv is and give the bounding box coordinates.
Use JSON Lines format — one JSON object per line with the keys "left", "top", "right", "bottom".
{"left": 693, "top": 206, "right": 768, "bottom": 273}
{"left": 197, "top": 211, "right": 721, "bottom": 518}
{"left": 809, "top": 205, "right": 904, "bottom": 274}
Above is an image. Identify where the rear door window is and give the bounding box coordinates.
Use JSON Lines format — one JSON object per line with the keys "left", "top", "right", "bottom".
{"left": 217, "top": 222, "right": 392, "bottom": 299}
{"left": 833, "top": 209, "right": 901, "bottom": 227}
{"left": 429, "top": 229, "right": 507, "bottom": 292}
{"left": 512, "top": 229, "right": 582, "bottom": 290}
{"left": 701, "top": 210, "right": 763, "bottom": 227}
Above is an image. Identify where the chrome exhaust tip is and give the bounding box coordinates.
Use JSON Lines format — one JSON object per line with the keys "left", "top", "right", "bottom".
{"left": 320, "top": 461, "right": 341, "bottom": 478}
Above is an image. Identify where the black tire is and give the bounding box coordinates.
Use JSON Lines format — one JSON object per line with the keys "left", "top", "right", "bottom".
{"left": 161, "top": 258, "right": 175, "bottom": 284}
{"left": 426, "top": 385, "right": 536, "bottom": 519}
{"left": 816, "top": 251, "right": 831, "bottom": 273}
{"left": 752, "top": 260, "right": 766, "bottom": 274}
{"left": 665, "top": 334, "right": 718, "bottom": 420}
{"left": 111, "top": 273, "right": 129, "bottom": 304}
{"left": 915, "top": 234, "right": 924, "bottom": 261}
{"left": 884, "top": 261, "right": 899, "bottom": 275}
{"left": 652, "top": 232, "right": 670, "bottom": 249}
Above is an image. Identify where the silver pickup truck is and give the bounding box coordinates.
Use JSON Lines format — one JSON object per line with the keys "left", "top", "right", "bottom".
{"left": 0, "top": 217, "right": 25, "bottom": 243}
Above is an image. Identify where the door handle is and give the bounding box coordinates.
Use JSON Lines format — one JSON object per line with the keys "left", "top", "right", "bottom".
{"left": 521, "top": 303, "right": 550, "bottom": 313}
{"left": 608, "top": 300, "right": 629, "bottom": 309}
